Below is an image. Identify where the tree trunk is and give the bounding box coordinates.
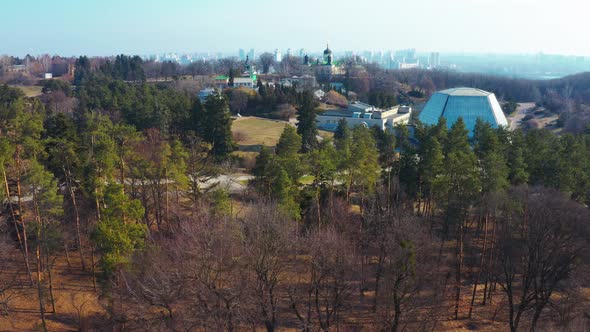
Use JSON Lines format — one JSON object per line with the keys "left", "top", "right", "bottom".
{"left": 36, "top": 256, "right": 47, "bottom": 332}
{"left": 3, "top": 167, "right": 33, "bottom": 285}
{"left": 454, "top": 221, "right": 464, "bottom": 320}
{"left": 94, "top": 187, "right": 102, "bottom": 224}
{"left": 346, "top": 172, "right": 353, "bottom": 203}
{"left": 45, "top": 244, "right": 56, "bottom": 314}
{"left": 264, "top": 285, "right": 276, "bottom": 332}
{"left": 506, "top": 287, "right": 518, "bottom": 332}
{"left": 90, "top": 244, "right": 97, "bottom": 291}
{"left": 64, "top": 243, "right": 72, "bottom": 267}
{"left": 16, "top": 150, "right": 34, "bottom": 286}
{"left": 119, "top": 156, "right": 126, "bottom": 194}
{"left": 373, "top": 242, "right": 385, "bottom": 313}
{"left": 530, "top": 301, "right": 547, "bottom": 332}
{"left": 34, "top": 198, "right": 47, "bottom": 331}
{"left": 468, "top": 214, "right": 488, "bottom": 318}
{"left": 152, "top": 183, "right": 162, "bottom": 230}
{"left": 165, "top": 167, "right": 169, "bottom": 226}
{"left": 482, "top": 221, "right": 497, "bottom": 305}
{"left": 65, "top": 167, "right": 86, "bottom": 270}
{"left": 392, "top": 289, "right": 401, "bottom": 332}
{"left": 316, "top": 186, "right": 322, "bottom": 227}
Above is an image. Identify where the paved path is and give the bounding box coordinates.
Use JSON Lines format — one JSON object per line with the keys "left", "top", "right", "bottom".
{"left": 200, "top": 174, "right": 253, "bottom": 194}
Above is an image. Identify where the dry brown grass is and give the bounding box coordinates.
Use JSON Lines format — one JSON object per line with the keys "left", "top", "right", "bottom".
{"left": 9, "top": 85, "right": 43, "bottom": 97}
{"left": 0, "top": 253, "right": 104, "bottom": 331}
{"left": 232, "top": 117, "right": 288, "bottom": 147}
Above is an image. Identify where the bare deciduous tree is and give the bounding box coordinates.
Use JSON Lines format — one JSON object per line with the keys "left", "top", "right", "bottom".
{"left": 240, "top": 202, "right": 297, "bottom": 332}
{"left": 289, "top": 227, "right": 357, "bottom": 331}
{"left": 493, "top": 187, "right": 589, "bottom": 332}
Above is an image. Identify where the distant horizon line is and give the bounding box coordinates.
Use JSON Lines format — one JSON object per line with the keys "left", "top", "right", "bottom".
{"left": 4, "top": 50, "right": 589, "bottom": 59}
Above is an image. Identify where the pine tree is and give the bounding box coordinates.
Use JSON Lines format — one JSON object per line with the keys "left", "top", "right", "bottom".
{"left": 296, "top": 91, "right": 318, "bottom": 152}
{"left": 506, "top": 130, "right": 528, "bottom": 185}
{"left": 26, "top": 160, "right": 63, "bottom": 328}
{"left": 350, "top": 126, "right": 380, "bottom": 209}
{"left": 228, "top": 68, "right": 235, "bottom": 87}
{"left": 397, "top": 124, "right": 420, "bottom": 202}
{"left": 334, "top": 119, "right": 354, "bottom": 191}
{"left": 473, "top": 120, "right": 509, "bottom": 193}
{"left": 308, "top": 140, "right": 337, "bottom": 225}
{"left": 418, "top": 135, "right": 446, "bottom": 217}
{"left": 371, "top": 126, "right": 396, "bottom": 169}
{"left": 524, "top": 129, "right": 560, "bottom": 187}
{"left": 272, "top": 168, "right": 300, "bottom": 220}
{"left": 558, "top": 134, "right": 590, "bottom": 203}
{"left": 202, "top": 94, "right": 235, "bottom": 159}
{"left": 334, "top": 118, "right": 350, "bottom": 144}
{"left": 108, "top": 123, "right": 142, "bottom": 191}
{"left": 443, "top": 118, "right": 480, "bottom": 320}
{"left": 276, "top": 125, "right": 302, "bottom": 157}
{"left": 276, "top": 126, "right": 303, "bottom": 181}
{"left": 92, "top": 183, "right": 146, "bottom": 279}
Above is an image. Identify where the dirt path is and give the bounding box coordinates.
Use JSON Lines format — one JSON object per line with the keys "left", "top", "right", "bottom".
{"left": 508, "top": 102, "right": 536, "bottom": 130}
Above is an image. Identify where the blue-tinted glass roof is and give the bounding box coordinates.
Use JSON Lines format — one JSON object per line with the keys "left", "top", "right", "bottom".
{"left": 419, "top": 88, "right": 508, "bottom": 133}
{"left": 444, "top": 96, "right": 496, "bottom": 132}
{"left": 419, "top": 92, "right": 448, "bottom": 125}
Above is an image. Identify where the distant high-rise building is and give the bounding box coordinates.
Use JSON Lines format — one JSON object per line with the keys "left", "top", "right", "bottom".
{"left": 274, "top": 49, "right": 282, "bottom": 62}
{"left": 248, "top": 48, "right": 255, "bottom": 61}
{"left": 376, "top": 50, "right": 384, "bottom": 63}
{"left": 286, "top": 48, "right": 292, "bottom": 57}
{"left": 239, "top": 48, "right": 246, "bottom": 60}
{"left": 395, "top": 49, "right": 417, "bottom": 62}
{"left": 386, "top": 53, "right": 396, "bottom": 69}
{"left": 299, "top": 48, "right": 305, "bottom": 57}
{"left": 429, "top": 52, "right": 440, "bottom": 68}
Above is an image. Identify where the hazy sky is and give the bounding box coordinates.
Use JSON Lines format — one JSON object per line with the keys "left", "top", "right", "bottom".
{"left": 1, "top": 0, "right": 588, "bottom": 57}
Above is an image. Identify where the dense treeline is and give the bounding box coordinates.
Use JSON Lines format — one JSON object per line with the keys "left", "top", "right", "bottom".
{"left": 225, "top": 82, "right": 302, "bottom": 119}
{"left": 4, "top": 52, "right": 590, "bottom": 132}
{"left": 353, "top": 65, "right": 590, "bottom": 129}
{"left": 105, "top": 115, "right": 590, "bottom": 330}
{"left": 0, "top": 81, "right": 230, "bottom": 328}
{"left": 76, "top": 74, "right": 193, "bottom": 134}
{"left": 336, "top": 58, "right": 590, "bottom": 105}
{"left": 1, "top": 55, "right": 590, "bottom": 331}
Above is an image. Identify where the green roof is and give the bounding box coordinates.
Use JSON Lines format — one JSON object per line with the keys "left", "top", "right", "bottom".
{"left": 214, "top": 75, "right": 229, "bottom": 80}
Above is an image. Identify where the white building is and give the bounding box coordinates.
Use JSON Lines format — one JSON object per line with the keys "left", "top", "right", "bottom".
{"left": 279, "top": 75, "right": 317, "bottom": 89}
{"left": 198, "top": 88, "right": 217, "bottom": 102}
{"left": 274, "top": 49, "right": 282, "bottom": 62}
{"left": 317, "top": 102, "right": 412, "bottom": 131}
{"left": 232, "top": 77, "right": 254, "bottom": 89}
{"left": 396, "top": 60, "right": 420, "bottom": 69}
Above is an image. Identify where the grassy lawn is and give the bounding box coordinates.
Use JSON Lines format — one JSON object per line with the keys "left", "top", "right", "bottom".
{"left": 232, "top": 117, "right": 288, "bottom": 147}
{"left": 10, "top": 85, "right": 43, "bottom": 97}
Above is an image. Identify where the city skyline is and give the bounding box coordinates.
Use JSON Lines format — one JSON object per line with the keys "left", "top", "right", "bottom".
{"left": 1, "top": 0, "right": 589, "bottom": 57}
